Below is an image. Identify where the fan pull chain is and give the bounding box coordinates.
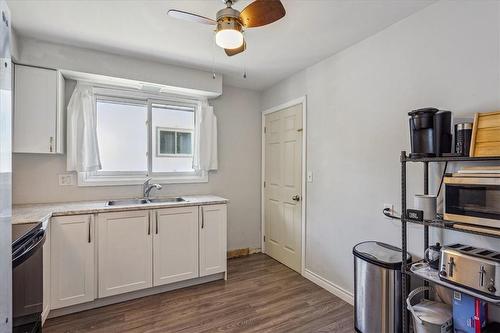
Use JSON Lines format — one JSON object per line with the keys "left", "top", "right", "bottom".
{"left": 243, "top": 32, "right": 247, "bottom": 79}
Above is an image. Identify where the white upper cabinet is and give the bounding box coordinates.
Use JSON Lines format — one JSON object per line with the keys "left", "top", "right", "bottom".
{"left": 50, "top": 215, "right": 95, "bottom": 310}
{"left": 97, "top": 210, "right": 153, "bottom": 298}
{"left": 199, "top": 204, "right": 227, "bottom": 277}
{"left": 153, "top": 207, "right": 199, "bottom": 286}
{"left": 13, "top": 64, "right": 65, "bottom": 154}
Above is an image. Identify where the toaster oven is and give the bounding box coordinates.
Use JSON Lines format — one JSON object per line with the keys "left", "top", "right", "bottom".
{"left": 444, "top": 176, "right": 500, "bottom": 228}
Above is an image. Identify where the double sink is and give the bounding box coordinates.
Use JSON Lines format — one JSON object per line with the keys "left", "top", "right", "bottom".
{"left": 107, "top": 197, "right": 186, "bottom": 206}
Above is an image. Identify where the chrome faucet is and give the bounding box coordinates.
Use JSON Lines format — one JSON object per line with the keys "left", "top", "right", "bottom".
{"left": 143, "top": 178, "right": 162, "bottom": 200}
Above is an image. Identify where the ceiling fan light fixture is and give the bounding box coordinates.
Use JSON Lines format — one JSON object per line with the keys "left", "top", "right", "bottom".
{"left": 215, "top": 16, "right": 243, "bottom": 49}
{"left": 168, "top": 0, "right": 285, "bottom": 57}
{"left": 216, "top": 29, "right": 243, "bottom": 49}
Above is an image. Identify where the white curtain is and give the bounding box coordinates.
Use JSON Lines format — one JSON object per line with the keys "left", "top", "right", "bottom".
{"left": 193, "top": 100, "right": 218, "bottom": 171}
{"left": 66, "top": 83, "right": 102, "bottom": 172}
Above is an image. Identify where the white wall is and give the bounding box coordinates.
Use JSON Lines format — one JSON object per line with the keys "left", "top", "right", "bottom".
{"left": 14, "top": 35, "right": 222, "bottom": 97}
{"left": 262, "top": 0, "right": 500, "bottom": 299}
{"left": 13, "top": 84, "right": 262, "bottom": 251}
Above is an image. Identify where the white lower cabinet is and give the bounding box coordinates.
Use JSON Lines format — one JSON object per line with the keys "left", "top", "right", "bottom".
{"left": 47, "top": 203, "right": 227, "bottom": 313}
{"left": 50, "top": 215, "right": 95, "bottom": 310}
{"left": 153, "top": 207, "right": 199, "bottom": 286}
{"left": 199, "top": 204, "right": 227, "bottom": 277}
{"left": 97, "top": 210, "right": 153, "bottom": 298}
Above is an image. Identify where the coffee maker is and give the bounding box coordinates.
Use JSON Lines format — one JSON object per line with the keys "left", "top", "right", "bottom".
{"left": 408, "top": 108, "right": 452, "bottom": 158}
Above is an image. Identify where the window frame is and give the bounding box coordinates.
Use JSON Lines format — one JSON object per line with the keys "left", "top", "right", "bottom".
{"left": 156, "top": 127, "right": 194, "bottom": 158}
{"left": 78, "top": 87, "right": 207, "bottom": 186}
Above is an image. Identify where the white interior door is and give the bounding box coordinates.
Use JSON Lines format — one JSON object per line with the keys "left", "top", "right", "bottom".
{"left": 264, "top": 103, "right": 303, "bottom": 272}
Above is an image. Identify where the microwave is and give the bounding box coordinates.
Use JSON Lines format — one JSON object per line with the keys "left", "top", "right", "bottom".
{"left": 444, "top": 176, "right": 500, "bottom": 228}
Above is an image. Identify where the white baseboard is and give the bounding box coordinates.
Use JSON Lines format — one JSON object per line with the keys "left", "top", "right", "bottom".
{"left": 41, "top": 305, "right": 50, "bottom": 325}
{"left": 303, "top": 269, "right": 354, "bottom": 305}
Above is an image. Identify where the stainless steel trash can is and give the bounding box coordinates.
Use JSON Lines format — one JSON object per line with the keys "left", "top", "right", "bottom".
{"left": 353, "top": 241, "right": 411, "bottom": 333}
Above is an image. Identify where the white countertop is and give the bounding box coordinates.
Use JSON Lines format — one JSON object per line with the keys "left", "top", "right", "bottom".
{"left": 12, "top": 195, "right": 228, "bottom": 224}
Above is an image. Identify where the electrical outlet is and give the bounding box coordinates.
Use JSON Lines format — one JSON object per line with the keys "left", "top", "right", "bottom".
{"left": 307, "top": 171, "right": 313, "bottom": 183}
{"left": 59, "top": 174, "right": 75, "bottom": 186}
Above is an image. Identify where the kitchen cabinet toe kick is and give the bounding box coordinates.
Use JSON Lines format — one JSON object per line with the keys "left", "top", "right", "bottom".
{"left": 47, "top": 272, "right": 225, "bottom": 319}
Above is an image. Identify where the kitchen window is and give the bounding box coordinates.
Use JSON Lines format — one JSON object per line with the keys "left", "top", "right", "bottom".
{"left": 78, "top": 88, "right": 207, "bottom": 186}
{"left": 157, "top": 128, "right": 193, "bottom": 156}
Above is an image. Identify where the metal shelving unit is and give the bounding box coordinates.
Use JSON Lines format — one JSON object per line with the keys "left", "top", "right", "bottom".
{"left": 399, "top": 151, "right": 500, "bottom": 333}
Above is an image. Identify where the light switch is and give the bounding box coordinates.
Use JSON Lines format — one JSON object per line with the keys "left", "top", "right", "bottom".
{"left": 59, "top": 174, "right": 75, "bottom": 186}
{"left": 307, "top": 171, "right": 313, "bottom": 183}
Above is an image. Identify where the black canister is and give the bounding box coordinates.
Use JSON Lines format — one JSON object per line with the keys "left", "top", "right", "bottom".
{"left": 455, "top": 123, "right": 473, "bottom": 156}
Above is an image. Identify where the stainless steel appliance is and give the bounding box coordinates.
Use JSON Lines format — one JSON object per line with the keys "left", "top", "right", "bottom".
{"left": 439, "top": 243, "right": 500, "bottom": 298}
{"left": 12, "top": 222, "right": 46, "bottom": 333}
{"left": 444, "top": 176, "right": 500, "bottom": 228}
{"left": 0, "top": 1, "right": 12, "bottom": 331}
{"left": 353, "top": 241, "right": 412, "bottom": 333}
{"left": 455, "top": 122, "right": 473, "bottom": 156}
{"left": 425, "top": 242, "right": 441, "bottom": 270}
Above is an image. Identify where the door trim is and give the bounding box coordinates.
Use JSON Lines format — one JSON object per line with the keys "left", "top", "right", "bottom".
{"left": 261, "top": 96, "right": 307, "bottom": 275}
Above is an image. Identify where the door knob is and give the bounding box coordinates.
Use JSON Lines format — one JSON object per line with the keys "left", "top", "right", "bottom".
{"left": 292, "top": 195, "right": 300, "bottom": 202}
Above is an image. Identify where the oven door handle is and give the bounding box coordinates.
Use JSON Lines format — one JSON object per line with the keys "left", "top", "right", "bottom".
{"left": 12, "top": 230, "right": 46, "bottom": 268}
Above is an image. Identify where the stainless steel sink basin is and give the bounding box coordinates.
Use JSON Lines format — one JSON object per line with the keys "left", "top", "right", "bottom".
{"left": 106, "top": 199, "right": 149, "bottom": 206}
{"left": 148, "top": 197, "right": 186, "bottom": 203}
{"left": 106, "top": 197, "right": 186, "bottom": 206}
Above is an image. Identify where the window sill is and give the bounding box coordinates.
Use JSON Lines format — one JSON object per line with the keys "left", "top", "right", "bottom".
{"left": 77, "top": 171, "right": 208, "bottom": 187}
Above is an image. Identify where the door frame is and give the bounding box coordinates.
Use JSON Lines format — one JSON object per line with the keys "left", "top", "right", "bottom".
{"left": 261, "top": 96, "right": 307, "bottom": 275}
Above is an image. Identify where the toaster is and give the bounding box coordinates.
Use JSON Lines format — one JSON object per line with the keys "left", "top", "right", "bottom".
{"left": 439, "top": 244, "right": 500, "bottom": 298}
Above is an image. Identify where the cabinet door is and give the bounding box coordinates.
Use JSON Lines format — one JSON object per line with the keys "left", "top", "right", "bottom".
{"left": 42, "top": 220, "right": 50, "bottom": 324}
{"left": 199, "top": 205, "right": 227, "bottom": 277}
{"left": 14, "top": 64, "right": 58, "bottom": 153}
{"left": 50, "top": 215, "right": 95, "bottom": 310}
{"left": 98, "top": 210, "right": 152, "bottom": 298}
{"left": 153, "top": 207, "right": 199, "bottom": 286}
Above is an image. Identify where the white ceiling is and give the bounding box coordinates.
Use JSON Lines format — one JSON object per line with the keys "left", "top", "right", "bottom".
{"left": 7, "top": 0, "right": 434, "bottom": 91}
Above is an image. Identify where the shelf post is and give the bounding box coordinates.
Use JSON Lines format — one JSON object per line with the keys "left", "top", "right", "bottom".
{"left": 400, "top": 151, "right": 409, "bottom": 333}
{"left": 423, "top": 161, "right": 430, "bottom": 297}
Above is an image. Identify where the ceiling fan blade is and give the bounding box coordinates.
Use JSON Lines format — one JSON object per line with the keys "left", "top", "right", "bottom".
{"left": 167, "top": 9, "right": 216, "bottom": 25}
{"left": 225, "top": 40, "right": 246, "bottom": 57}
{"left": 239, "top": 0, "right": 286, "bottom": 28}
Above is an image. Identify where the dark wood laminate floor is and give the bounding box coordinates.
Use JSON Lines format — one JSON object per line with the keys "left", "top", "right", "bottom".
{"left": 44, "top": 254, "right": 354, "bottom": 333}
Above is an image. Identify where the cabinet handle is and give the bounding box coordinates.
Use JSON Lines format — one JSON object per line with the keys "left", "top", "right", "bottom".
{"left": 49, "top": 136, "right": 54, "bottom": 153}
{"left": 201, "top": 207, "right": 204, "bottom": 229}
{"left": 155, "top": 211, "right": 159, "bottom": 235}
{"left": 148, "top": 213, "right": 151, "bottom": 235}
{"left": 88, "top": 217, "right": 92, "bottom": 243}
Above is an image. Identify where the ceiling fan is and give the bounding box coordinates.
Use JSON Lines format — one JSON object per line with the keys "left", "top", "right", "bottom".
{"left": 168, "top": 0, "right": 286, "bottom": 57}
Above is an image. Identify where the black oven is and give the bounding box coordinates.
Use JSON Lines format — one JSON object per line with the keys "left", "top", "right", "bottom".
{"left": 12, "top": 222, "right": 46, "bottom": 333}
